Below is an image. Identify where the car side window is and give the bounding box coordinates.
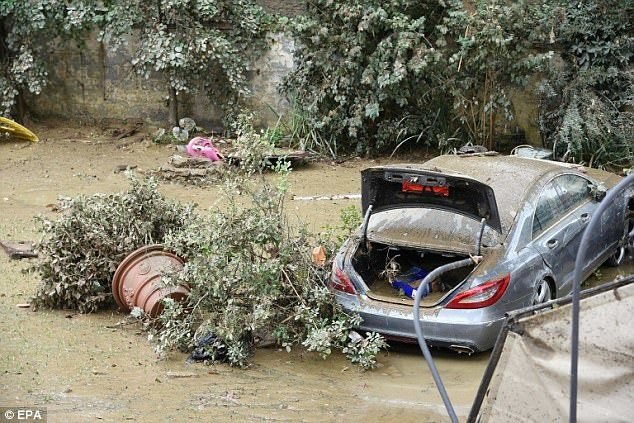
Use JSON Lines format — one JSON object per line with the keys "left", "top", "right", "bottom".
{"left": 554, "top": 174, "right": 592, "bottom": 211}
{"left": 532, "top": 181, "right": 564, "bottom": 237}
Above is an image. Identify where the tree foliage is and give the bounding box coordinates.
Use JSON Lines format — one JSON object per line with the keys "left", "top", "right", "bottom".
{"left": 282, "top": 1, "right": 448, "bottom": 155}
{"left": 33, "top": 176, "right": 196, "bottom": 313}
{"left": 0, "top": 0, "right": 272, "bottom": 124}
{"left": 0, "top": 0, "right": 96, "bottom": 120}
{"left": 283, "top": 0, "right": 632, "bottom": 167}
{"left": 441, "top": 0, "right": 551, "bottom": 149}
{"left": 537, "top": 0, "right": 634, "bottom": 168}
{"left": 149, "top": 115, "right": 387, "bottom": 369}
{"left": 282, "top": 0, "right": 552, "bottom": 155}
{"left": 99, "top": 0, "right": 272, "bottom": 125}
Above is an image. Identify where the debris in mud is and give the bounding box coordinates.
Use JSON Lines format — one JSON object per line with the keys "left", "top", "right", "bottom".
{"left": 311, "top": 245, "right": 327, "bottom": 266}
{"left": 112, "top": 122, "right": 143, "bottom": 140}
{"left": 113, "top": 164, "right": 138, "bottom": 174}
{"left": 30, "top": 116, "right": 387, "bottom": 370}
{"left": 226, "top": 148, "right": 311, "bottom": 168}
{"left": 293, "top": 193, "right": 361, "bottom": 201}
{"left": 31, "top": 175, "right": 195, "bottom": 312}
{"left": 187, "top": 332, "right": 228, "bottom": 363}
{"left": 145, "top": 154, "right": 225, "bottom": 185}
{"left": 112, "top": 245, "right": 188, "bottom": 318}
{"left": 179, "top": 117, "right": 197, "bottom": 133}
{"left": 165, "top": 371, "right": 200, "bottom": 379}
{"left": 186, "top": 137, "right": 222, "bottom": 161}
{"left": 0, "top": 240, "right": 37, "bottom": 259}
{"left": 0, "top": 117, "right": 39, "bottom": 142}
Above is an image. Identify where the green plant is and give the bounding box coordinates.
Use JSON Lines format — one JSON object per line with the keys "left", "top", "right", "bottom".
{"left": 537, "top": 0, "right": 634, "bottom": 168}
{"left": 0, "top": 0, "right": 96, "bottom": 120}
{"left": 441, "top": 0, "right": 552, "bottom": 149}
{"left": 282, "top": 0, "right": 553, "bottom": 156}
{"left": 269, "top": 103, "right": 340, "bottom": 159}
{"left": 281, "top": 1, "right": 449, "bottom": 156}
{"left": 149, "top": 119, "right": 386, "bottom": 369}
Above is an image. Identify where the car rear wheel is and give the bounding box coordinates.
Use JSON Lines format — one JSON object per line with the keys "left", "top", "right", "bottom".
{"left": 604, "top": 245, "right": 625, "bottom": 267}
{"left": 532, "top": 279, "right": 552, "bottom": 305}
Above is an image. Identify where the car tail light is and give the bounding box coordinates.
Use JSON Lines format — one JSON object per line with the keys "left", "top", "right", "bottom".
{"left": 331, "top": 262, "right": 357, "bottom": 295}
{"left": 445, "top": 274, "right": 510, "bottom": 309}
{"left": 402, "top": 181, "right": 450, "bottom": 197}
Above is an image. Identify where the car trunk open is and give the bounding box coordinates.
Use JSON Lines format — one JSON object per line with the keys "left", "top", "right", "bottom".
{"left": 352, "top": 165, "right": 500, "bottom": 307}
{"left": 351, "top": 240, "right": 478, "bottom": 307}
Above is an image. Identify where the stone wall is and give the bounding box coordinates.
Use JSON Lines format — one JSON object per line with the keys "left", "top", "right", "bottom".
{"left": 257, "top": 0, "right": 305, "bottom": 17}
{"left": 29, "top": 32, "right": 295, "bottom": 129}
{"left": 28, "top": 0, "right": 302, "bottom": 128}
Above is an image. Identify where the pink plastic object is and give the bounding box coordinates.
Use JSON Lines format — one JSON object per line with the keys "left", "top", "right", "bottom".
{"left": 186, "top": 137, "right": 221, "bottom": 161}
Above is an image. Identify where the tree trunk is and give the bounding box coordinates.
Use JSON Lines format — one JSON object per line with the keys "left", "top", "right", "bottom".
{"left": 168, "top": 86, "right": 178, "bottom": 127}
{"left": 15, "top": 90, "right": 26, "bottom": 124}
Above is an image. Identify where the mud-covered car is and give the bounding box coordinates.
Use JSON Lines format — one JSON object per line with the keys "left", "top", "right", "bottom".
{"left": 331, "top": 155, "right": 633, "bottom": 353}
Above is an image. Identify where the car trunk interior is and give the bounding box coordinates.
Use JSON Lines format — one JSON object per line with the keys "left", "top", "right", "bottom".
{"left": 352, "top": 241, "right": 477, "bottom": 307}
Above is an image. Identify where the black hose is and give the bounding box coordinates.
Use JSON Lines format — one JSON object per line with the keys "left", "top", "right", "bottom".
{"left": 570, "top": 173, "right": 634, "bottom": 423}
{"left": 413, "top": 257, "right": 480, "bottom": 423}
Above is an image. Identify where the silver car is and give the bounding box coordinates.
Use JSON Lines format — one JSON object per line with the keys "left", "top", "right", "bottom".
{"left": 332, "top": 154, "right": 632, "bottom": 353}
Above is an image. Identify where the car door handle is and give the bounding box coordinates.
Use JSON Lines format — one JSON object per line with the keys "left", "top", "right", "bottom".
{"left": 546, "top": 239, "right": 559, "bottom": 249}
{"left": 580, "top": 213, "right": 591, "bottom": 223}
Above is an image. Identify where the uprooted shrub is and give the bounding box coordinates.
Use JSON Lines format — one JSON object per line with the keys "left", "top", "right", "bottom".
{"left": 32, "top": 176, "right": 196, "bottom": 313}
{"left": 143, "top": 121, "right": 386, "bottom": 369}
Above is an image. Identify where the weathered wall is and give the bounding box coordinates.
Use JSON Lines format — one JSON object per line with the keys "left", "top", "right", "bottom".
{"left": 29, "top": 31, "right": 295, "bottom": 129}
{"left": 28, "top": 0, "right": 303, "bottom": 128}
{"left": 257, "top": 0, "right": 305, "bottom": 17}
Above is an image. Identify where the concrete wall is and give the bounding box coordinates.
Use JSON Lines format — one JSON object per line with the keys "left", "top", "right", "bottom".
{"left": 29, "top": 32, "right": 295, "bottom": 129}
{"left": 29, "top": 0, "right": 303, "bottom": 128}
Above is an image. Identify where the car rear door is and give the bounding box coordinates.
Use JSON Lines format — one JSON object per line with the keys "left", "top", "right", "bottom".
{"left": 530, "top": 174, "right": 596, "bottom": 296}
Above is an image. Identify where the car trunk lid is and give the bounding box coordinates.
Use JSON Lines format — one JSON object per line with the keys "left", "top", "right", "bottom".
{"left": 361, "top": 166, "right": 502, "bottom": 233}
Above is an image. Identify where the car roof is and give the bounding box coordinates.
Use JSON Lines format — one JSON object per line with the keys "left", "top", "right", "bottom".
{"left": 379, "top": 154, "right": 620, "bottom": 233}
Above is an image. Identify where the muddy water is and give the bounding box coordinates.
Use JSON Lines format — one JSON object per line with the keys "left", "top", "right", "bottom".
{"left": 0, "top": 124, "right": 631, "bottom": 422}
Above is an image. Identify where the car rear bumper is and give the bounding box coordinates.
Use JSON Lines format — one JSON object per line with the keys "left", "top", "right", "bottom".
{"left": 335, "top": 291, "right": 505, "bottom": 352}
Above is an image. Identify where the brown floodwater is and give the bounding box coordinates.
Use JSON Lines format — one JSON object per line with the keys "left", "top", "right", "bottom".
{"left": 1, "top": 123, "right": 631, "bottom": 422}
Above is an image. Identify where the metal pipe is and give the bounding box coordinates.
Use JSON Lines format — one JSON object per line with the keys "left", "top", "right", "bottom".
{"left": 413, "top": 256, "right": 481, "bottom": 423}
{"left": 476, "top": 217, "right": 486, "bottom": 256}
{"left": 570, "top": 173, "right": 634, "bottom": 422}
{"left": 360, "top": 204, "right": 373, "bottom": 248}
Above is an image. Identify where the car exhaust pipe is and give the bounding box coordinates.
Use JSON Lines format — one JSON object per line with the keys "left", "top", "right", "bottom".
{"left": 449, "top": 344, "right": 475, "bottom": 355}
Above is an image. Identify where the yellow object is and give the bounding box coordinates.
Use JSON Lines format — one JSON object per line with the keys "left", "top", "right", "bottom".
{"left": 0, "top": 116, "right": 39, "bottom": 142}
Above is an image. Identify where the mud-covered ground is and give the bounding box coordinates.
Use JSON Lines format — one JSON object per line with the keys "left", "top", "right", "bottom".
{"left": 1, "top": 123, "right": 632, "bottom": 422}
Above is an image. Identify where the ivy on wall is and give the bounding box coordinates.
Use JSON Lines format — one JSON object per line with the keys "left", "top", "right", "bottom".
{"left": 283, "top": 0, "right": 633, "bottom": 167}
{"left": 1, "top": 0, "right": 272, "bottom": 125}
{"left": 537, "top": 0, "right": 633, "bottom": 168}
